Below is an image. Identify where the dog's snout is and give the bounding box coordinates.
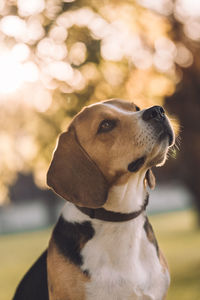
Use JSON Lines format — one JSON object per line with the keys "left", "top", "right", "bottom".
{"left": 142, "top": 106, "right": 165, "bottom": 122}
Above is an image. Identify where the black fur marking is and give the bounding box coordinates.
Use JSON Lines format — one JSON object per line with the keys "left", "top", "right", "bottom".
{"left": 13, "top": 250, "right": 48, "bottom": 300}
{"left": 128, "top": 157, "right": 146, "bottom": 172}
{"left": 143, "top": 217, "right": 159, "bottom": 257}
{"left": 53, "top": 216, "right": 95, "bottom": 266}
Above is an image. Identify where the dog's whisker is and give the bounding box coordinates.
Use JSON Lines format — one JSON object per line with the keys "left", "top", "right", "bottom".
{"left": 168, "top": 137, "right": 180, "bottom": 158}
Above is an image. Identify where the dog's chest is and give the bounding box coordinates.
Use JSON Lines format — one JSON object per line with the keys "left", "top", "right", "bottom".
{"left": 80, "top": 218, "right": 169, "bottom": 300}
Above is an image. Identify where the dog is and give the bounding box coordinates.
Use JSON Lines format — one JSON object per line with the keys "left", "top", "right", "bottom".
{"left": 13, "top": 99, "right": 174, "bottom": 300}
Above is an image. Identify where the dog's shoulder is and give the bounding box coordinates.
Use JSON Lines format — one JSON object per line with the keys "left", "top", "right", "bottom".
{"left": 47, "top": 209, "right": 94, "bottom": 300}
{"left": 51, "top": 215, "right": 94, "bottom": 267}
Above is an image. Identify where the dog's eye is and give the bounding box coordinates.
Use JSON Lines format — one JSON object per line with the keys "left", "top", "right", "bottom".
{"left": 97, "top": 119, "right": 117, "bottom": 134}
{"left": 135, "top": 105, "right": 140, "bottom": 111}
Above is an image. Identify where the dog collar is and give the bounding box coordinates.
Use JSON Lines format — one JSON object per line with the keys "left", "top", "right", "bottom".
{"left": 76, "top": 194, "right": 149, "bottom": 222}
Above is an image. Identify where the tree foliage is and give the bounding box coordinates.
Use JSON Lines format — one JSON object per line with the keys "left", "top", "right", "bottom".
{"left": 0, "top": 0, "right": 199, "bottom": 205}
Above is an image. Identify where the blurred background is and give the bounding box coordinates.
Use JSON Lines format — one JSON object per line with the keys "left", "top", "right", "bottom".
{"left": 0, "top": 0, "right": 200, "bottom": 299}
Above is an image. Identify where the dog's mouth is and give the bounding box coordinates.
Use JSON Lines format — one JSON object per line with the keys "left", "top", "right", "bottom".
{"left": 128, "top": 156, "right": 146, "bottom": 173}
{"left": 157, "top": 121, "right": 174, "bottom": 147}
{"left": 142, "top": 105, "right": 174, "bottom": 147}
{"left": 128, "top": 106, "right": 174, "bottom": 173}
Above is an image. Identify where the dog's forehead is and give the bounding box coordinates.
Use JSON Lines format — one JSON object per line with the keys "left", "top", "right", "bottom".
{"left": 103, "top": 99, "right": 137, "bottom": 112}
{"left": 74, "top": 99, "right": 137, "bottom": 124}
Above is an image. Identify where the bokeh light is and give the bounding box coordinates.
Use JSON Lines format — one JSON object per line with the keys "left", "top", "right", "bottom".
{"left": 1, "top": 15, "right": 27, "bottom": 39}
{"left": 68, "top": 42, "right": 87, "bottom": 66}
{"left": 18, "top": 0, "right": 45, "bottom": 16}
{"left": 1, "top": 3, "right": 200, "bottom": 300}
{"left": 0, "top": 0, "right": 199, "bottom": 202}
{"left": 0, "top": 50, "right": 39, "bottom": 94}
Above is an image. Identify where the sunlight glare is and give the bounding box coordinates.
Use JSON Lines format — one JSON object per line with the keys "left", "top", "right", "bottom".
{"left": 22, "top": 62, "right": 39, "bottom": 82}
{"left": 0, "top": 51, "right": 39, "bottom": 94}
{"left": 0, "top": 53, "right": 24, "bottom": 93}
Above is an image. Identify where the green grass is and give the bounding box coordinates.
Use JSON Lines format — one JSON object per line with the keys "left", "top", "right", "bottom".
{"left": 0, "top": 210, "right": 200, "bottom": 300}
{"left": 150, "top": 210, "right": 200, "bottom": 300}
{"left": 0, "top": 228, "right": 52, "bottom": 300}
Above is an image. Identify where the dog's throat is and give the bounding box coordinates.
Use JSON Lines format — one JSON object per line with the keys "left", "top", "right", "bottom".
{"left": 76, "top": 194, "right": 149, "bottom": 222}
{"left": 128, "top": 156, "right": 146, "bottom": 172}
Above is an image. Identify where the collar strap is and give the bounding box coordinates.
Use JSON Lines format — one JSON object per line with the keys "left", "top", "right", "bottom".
{"left": 76, "top": 194, "right": 149, "bottom": 222}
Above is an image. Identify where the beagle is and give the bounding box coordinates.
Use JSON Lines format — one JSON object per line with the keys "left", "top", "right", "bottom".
{"left": 13, "top": 99, "right": 174, "bottom": 300}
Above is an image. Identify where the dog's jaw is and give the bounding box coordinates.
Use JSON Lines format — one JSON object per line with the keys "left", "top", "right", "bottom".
{"left": 134, "top": 117, "right": 173, "bottom": 168}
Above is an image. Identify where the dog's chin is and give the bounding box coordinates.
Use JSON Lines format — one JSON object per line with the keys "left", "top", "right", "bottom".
{"left": 147, "top": 123, "right": 174, "bottom": 167}
{"left": 158, "top": 129, "right": 174, "bottom": 147}
{"left": 146, "top": 138, "right": 169, "bottom": 168}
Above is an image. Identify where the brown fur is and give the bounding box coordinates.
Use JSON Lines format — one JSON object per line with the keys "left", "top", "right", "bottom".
{"left": 144, "top": 217, "right": 159, "bottom": 257}
{"left": 47, "top": 99, "right": 161, "bottom": 203}
{"left": 144, "top": 218, "right": 169, "bottom": 275}
{"left": 46, "top": 99, "right": 171, "bottom": 299}
{"left": 47, "top": 239, "right": 89, "bottom": 300}
{"left": 47, "top": 127, "right": 108, "bottom": 208}
{"left": 47, "top": 99, "right": 146, "bottom": 205}
{"left": 74, "top": 100, "right": 145, "bottom": 184}
{"left": 159, "top": 249, "right": 169, "bottom": 272}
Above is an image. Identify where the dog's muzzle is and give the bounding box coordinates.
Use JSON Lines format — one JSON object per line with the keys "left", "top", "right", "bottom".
{"left": 142, "top": 106, "right": 174, "bottom": 146}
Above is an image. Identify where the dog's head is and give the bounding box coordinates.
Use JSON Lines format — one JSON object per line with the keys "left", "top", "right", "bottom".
{"left": 47, "top": 99, "right": 174, "bottom": 208}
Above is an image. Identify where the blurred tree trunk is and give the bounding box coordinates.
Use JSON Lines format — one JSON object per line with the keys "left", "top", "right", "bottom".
{"left": 165, "top": 62, "right": 200, "bottom": 225}
{"left": 163, "top": 16, "right": 200, "bottom": 225}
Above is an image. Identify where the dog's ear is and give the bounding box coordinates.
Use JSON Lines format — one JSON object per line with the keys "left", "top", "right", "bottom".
{"left": 145, "top": 169, "right": 156, "bottom": 190}
{"left": 47, "top": 128, "right": 108, "bottom": 208}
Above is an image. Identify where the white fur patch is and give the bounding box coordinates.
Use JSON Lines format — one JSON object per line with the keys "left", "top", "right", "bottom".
{"left": 80, "top": 215, "right": 169, "bottom": 300}
{"left": 61, "top": 173, "right": 170, "bottom": 300}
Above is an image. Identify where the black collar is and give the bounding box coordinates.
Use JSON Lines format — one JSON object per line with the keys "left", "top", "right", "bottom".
{"left": 76, "top": 194, "right": 149, "bottom": 222}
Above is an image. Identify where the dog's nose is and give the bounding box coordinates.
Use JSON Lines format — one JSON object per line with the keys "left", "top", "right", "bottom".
{"left": 142, "top": 106, "right": 165, "bottom": 122}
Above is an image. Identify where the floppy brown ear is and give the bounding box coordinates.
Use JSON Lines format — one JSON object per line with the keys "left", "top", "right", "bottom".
{"left": 47, "top": 128, "right": 109, "bottom": 208}
{"left": 145, "top": 169, "right": 156, "bottom": 190}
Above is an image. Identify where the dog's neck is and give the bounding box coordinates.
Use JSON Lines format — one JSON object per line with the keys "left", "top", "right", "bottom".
{"left": 103, "top": 170, "right": 147, "bottom": 214}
